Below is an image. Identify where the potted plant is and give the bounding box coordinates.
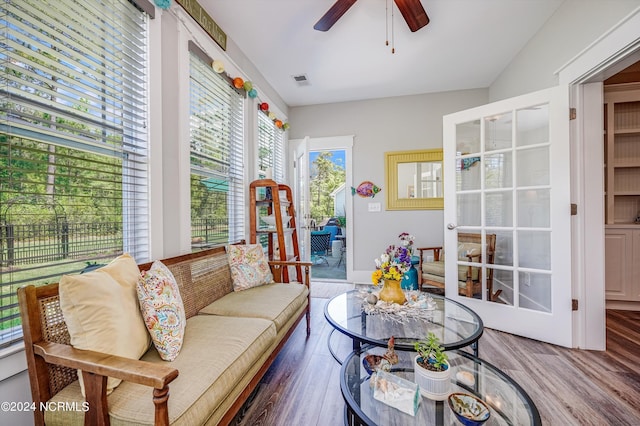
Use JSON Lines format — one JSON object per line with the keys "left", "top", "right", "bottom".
{"left": 413, "top": 332, "right": 451, "bottom": 400}
{"left": 336, "top": 215, "right": 346, "bottom": 237}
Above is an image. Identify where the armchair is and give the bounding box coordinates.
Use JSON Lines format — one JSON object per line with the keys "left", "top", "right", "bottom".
{"left": 417, "top": 233, "right": 500, "bottom": 301}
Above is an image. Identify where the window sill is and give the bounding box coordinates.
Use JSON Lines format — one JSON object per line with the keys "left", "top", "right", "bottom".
{"left": 0, "top": 343, "right": 27, "bottom": 381}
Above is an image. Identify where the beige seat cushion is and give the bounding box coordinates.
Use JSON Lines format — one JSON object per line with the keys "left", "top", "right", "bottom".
{"left": 45, "top": 315, "right": 277, "bottom": 426}
{"left": 59, "top": 253, "right": 150, "bottom": 396}
{"left": 421, "top": 260, "right": 479, "bottom": 282}
{"left": 198, "top": 283, "right": 308, "bottom": 332}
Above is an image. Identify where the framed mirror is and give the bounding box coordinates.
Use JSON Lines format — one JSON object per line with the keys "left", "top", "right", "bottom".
{"left": 385, "top": 149, "right": 443, "bottom": 210}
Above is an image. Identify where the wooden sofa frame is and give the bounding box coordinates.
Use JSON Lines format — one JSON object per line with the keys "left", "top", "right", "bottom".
{"left": 17, "top": 246, "right": 311, "bottom": 426}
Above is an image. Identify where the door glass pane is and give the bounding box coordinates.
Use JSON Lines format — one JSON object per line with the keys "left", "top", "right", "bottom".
{"left": 491, "top": 268, "right": 513, "bottom": 306}
{"left": 485, "top": 192, "right": 513, "bottom": 227}
{"left": 516, "top": 104, "right": 548, "bottom": 147}
{"left": 518, "top": 189, "right": 550, "bottom": 228}
{"left": 456, "top": 233, "right": 482, "bottom": 300}
{"left": 457, "top": 159, "right": 481, "bottom": 191}
{"left": 485, "top": 112, "right": 512, "bottom": 151}
{"left": 518, "top": 231, "right": 550, "bottom": 270}
{"left": 519, "top": 272, "right": 551, "bottom": 313}
{"left": 485, "top": 152, "right": 512, "bottom": 189}
{"left": 457, "top": 193, "right": 481, "bottom": 226}
{"left": 492, "top": 230, "right": 513, "bottom": 267}
{"left": 516, "top": 146, "right": 549, "bottom": 186}
{"left": 456, "top": 120, "right": 481, "bottom": 153}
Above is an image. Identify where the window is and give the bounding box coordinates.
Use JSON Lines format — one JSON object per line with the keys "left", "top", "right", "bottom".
{"left": 0, "top": 0, "right": 150, "bottom": 348}
{"left": 257, "top": 111, "right": 285, "bottom": 182}
{"left": 189, "top": 51, "right": 245, "bottom": 248}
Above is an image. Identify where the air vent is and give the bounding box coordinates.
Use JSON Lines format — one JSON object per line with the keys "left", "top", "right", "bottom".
{"left": 292, "top": 74, "right": 311, "bottom": 87}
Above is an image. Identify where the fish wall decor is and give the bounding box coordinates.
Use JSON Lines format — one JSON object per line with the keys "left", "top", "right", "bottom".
{"left": 460, "top": 157, "right": 481, "bottom": 170}
{"left": 352, "top": 181, "right": 381, "bottom": 198}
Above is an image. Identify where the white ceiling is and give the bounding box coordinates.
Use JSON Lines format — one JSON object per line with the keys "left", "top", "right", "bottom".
{"left": 201, "top": 0, "right": 564, "bottom": 107}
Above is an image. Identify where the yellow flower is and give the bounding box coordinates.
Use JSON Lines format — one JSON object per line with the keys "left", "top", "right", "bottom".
{"left": 371, "top": 270, "right": 382, "bottom": 285}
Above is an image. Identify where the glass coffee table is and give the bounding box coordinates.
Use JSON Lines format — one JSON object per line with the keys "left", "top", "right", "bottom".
{"left": 325, "top": 290, "right": 483, "bottom": 362}
{"left": 341, "top": 348, "right": 541, "bottom": 426}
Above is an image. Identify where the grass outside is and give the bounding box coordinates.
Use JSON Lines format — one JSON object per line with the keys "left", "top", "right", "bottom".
{"left": 1, "top": 236, "right": 123, "bottom": 334}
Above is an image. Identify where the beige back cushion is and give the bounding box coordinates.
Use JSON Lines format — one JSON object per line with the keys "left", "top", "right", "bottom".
{"left": 458, "top": 243, "right": 482, "bottom": 259}
{"left": 59, "top": 253, "right": 151, "bottom": 396}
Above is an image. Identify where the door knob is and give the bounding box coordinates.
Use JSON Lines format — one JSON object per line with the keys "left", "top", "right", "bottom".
{"left": 447, "top": 223, "right": 457, "bottom": 230}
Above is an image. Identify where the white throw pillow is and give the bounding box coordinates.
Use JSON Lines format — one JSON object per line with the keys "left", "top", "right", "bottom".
{"left": 59, "top": 253, "right": 151, "bottom": 396}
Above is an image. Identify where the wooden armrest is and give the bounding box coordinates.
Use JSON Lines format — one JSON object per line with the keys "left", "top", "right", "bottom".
{"left": 268, "top": 260, "right": 312, "bottom": 286}
{"left": 416, "top": 246, "right": 443, "bottom": 252}
{"left": 416, "top": 246, "right": 443, "bottom": 262}
{"left": 34, "top": 342, "right": 179, "bottom": 389}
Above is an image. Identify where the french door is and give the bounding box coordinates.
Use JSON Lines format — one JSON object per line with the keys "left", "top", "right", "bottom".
{"left": 289, "top": 136, "right": 354, "bottom": 281}
{"left": 290, "top": 137, "right": 311, "bottom": 262}
{"left": 443, "top": 86, "right": 573, "bottom": 347}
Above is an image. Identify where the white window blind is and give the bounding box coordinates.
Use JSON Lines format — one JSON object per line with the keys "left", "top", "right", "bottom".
{"left": 0, "top": 0, "right": 150, "bottom": 348}
{"left": 257, "top": 111, "right": 285, "bottom": 182}
{"left": 189, "top": 52, "right": 245, "bottom": 246}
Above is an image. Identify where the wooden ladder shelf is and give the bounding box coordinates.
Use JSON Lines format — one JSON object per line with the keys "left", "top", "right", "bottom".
{"left": 249, "top": 179, "right": 301, "bottom": 282}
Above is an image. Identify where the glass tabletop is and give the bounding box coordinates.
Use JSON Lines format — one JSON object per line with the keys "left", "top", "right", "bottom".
{"left": 325, "top": 290, "right": 483, "bottom": 352}
{"left": 341, "top": 348, "right": 541, "bottom": 426}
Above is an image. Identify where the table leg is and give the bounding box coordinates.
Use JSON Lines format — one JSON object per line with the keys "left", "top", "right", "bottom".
{"left": 435, "top": 400, "right": 444, "bottom": 425}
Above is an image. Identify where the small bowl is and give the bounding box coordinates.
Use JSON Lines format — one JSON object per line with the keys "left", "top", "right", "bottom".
{"left": 447, "top": 392, "right": 491, "bottom": 425}
{"left": 362, "top": 354, "right": 383, "bottom": 375}
{"left": 260, "top": 215, "right": 291, "bottom": 227}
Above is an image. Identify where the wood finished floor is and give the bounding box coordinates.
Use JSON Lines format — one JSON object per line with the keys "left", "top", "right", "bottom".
{"left": 232, "top": 298, "right": 640, "bottom": 426}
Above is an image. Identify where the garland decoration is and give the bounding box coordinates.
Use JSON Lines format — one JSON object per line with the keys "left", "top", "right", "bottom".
{"left": 208, "top": 58, "right": 289, "bottom": 131}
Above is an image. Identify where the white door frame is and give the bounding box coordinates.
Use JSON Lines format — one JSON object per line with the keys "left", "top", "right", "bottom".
{"left": 289, "top": 135, "right": 355, "bottom": 282}
{"left": 556, "top": 6, "right": 640, "bottom": 350}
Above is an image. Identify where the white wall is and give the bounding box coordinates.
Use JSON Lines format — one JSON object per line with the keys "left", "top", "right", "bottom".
{"left": 289, "top": 89, "right": 488, "bottom": 281}
{"left": 489, "top": 0, "right": 640, "bottom": 101}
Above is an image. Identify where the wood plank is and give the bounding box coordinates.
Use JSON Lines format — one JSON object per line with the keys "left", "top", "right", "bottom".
{"left": 232, "top": 299, "right": 640, "bottom": 425}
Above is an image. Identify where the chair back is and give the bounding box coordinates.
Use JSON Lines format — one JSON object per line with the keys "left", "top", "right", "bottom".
{"left": 311, "top": 231, "right": 331, "bottom": 254}
{"left": 323, "top": 225, "right": 340, "bottom": 243}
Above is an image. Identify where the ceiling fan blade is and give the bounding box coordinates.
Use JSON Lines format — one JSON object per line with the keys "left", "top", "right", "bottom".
{"left": 394, "top": 0, "right": 429, "bottom": 32}
{"left": 314, "top": 0, "right": 358, "bottom": 31}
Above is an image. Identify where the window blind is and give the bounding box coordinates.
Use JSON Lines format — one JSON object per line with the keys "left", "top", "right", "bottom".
{"left": 257, "top": 111, "right": 285, "bottom": 182}
{"left": 189, "top": 52, "right": 245, "bottom": 247}
{"left": 0, "top": 0, "right": 150, "bottom": 348}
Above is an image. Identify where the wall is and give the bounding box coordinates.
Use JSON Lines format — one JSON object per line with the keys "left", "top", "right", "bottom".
{"left": 489, "top": 0, "right": 640, "bottom": 101}
{"left": 289, "top": 89, "right": 488, "bottom": 281}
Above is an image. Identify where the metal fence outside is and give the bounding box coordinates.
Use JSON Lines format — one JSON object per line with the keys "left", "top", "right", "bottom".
{"left": 0, "top": 218, "right": 231, "bottom": 267}
{"left": 0, "top": 222, "right": 122, "bottom": 267}
{"left": 190, "top": 218, "right": 229, "bottom": 249}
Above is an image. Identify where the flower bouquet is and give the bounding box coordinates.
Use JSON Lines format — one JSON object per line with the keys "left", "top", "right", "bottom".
{"left": 371, "top": 244, "right": 412, "bottom": 285}
{"left": 371, "top": 244, "right": 412, "bottom": 304}
{"left": 398, "top": 232, "right": 415, "bottom": 255}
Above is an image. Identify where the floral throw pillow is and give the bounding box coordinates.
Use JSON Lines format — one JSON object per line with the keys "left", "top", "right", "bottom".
{"left": 227, "top": 244, "right": 274, "bottom": 291}
{"left": 137, "top": 260, "right": 186, "bottom": 361}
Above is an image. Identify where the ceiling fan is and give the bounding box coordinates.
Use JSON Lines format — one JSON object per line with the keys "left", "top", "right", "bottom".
{"left": 314, "top": 0, "right": 429, "bottom": 32}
